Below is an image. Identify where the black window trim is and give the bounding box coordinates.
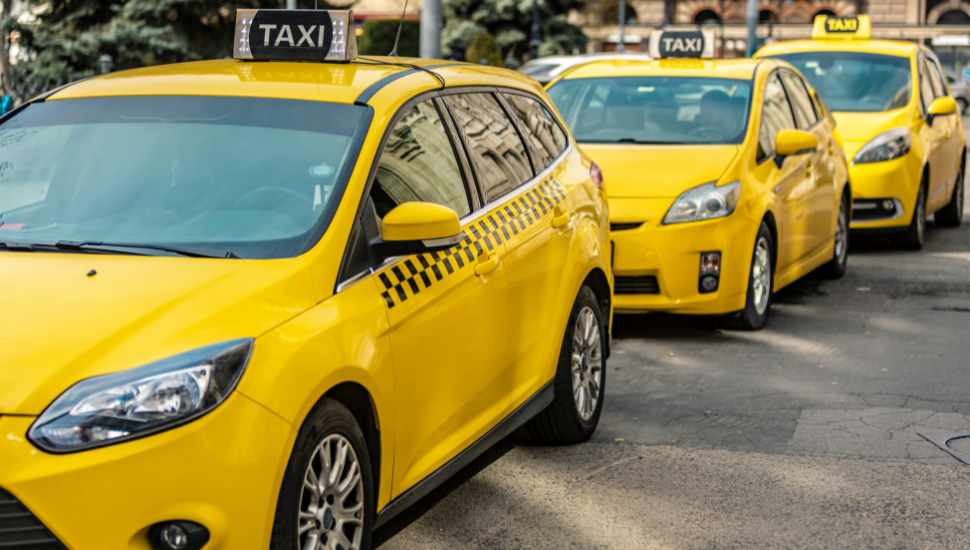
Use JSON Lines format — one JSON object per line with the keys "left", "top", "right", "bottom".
{"left": 334, "top": 89, "right": 482, "bottom": 292}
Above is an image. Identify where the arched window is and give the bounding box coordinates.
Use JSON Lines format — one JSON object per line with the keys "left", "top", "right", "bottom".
{"left": 759, "top": 9, "right": 778, "bottom": 23}
{"left": 693, "top": 9, "right": 721, "bottom": 25}
{"left": 938, "top": 9, "right": 970, "bottom": 24}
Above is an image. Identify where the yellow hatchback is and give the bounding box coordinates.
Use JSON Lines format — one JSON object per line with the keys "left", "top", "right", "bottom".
{"left": 757, "top": 15, "right": 966, "bottom": 249}
{"left": 0, "top": 10, "right": 612, "bottom": 550}
{"left": 547, "top": 57, "right": 849, "bottom": 329}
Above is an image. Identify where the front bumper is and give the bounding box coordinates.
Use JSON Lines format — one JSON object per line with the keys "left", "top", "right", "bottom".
{"left": 0, "top": 393, "right": 293, "bottom": 550}
{"left": 611, "top": 205, "right": 757, "bottom": 315}
{"left": 848, "top": 153, "right": 922, "bottom": 232}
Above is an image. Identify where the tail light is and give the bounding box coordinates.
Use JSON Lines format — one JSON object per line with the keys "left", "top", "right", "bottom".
{"left": 590, "top": 162, "right": 604, "bottom": 190}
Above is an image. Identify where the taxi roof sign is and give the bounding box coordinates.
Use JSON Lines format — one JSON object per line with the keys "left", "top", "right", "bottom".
{"left": 234, "top": 9, "right": 357, "bottom": 62}
{"left": 812, "top": 14, "right": 871, "bottom": 40}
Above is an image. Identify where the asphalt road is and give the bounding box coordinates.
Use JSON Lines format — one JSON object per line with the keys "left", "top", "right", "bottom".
{"left": 375, "top": 122, "right": 970, "bottom": 549}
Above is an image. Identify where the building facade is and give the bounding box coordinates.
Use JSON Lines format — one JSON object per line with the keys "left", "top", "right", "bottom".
{"left": 575, "top": 0, "right": 970, "bottom": 60}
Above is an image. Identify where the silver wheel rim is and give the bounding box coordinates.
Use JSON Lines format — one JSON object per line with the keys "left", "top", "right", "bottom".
{"left": 297, "top": 434, "right": 364, "bottom": 550}
{"left": 835, "top": 199, "right": 848, "bottom": 263}
{"left": 571, "top": 306, "right": 602, "bottom": 421}
{"left": 957, "top": 174, "right": 964, "bottom": 218}
{"left": 752, "top": 237, "right": 771, "bottom": 315}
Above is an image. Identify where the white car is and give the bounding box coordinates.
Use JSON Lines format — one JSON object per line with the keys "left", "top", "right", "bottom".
{"left": 520, "top": 53, "right": 653, "bottom": 85}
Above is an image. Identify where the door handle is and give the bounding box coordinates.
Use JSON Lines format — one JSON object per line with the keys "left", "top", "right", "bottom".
{"left": 946, "top": 129, "right": 952, "bottom": 139}
{"left": 827, "top": 140, "right": 835, "bottom": 153}
{"left": 475, "top": 253, "right": 500, "bottom": 276}
{"left": 805, "top": 162, "right": 813, "bottom": 177}
{"left": 552, "top": 206, "right": 571, "bottom": 228}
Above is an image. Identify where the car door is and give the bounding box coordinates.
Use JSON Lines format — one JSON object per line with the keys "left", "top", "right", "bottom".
{"left": 442, "top": 90, "right": 566, "bottom": 408}
{"left": 780, "top": 69, "right": 836, "bottom": 255}
{"left": 497, "top": 91, "right": 576, "bottom": 400}
{"left": 357, "top": 96, "right": 511, "bottom": 497}
{"left": 752, "top": 71, "right": 812, "bottom": 276}
{"left": 918, "top": 53, "right": 951, "bottom": 212}
{"left": 927, "top": 55, "right": 961, "bottom": 211}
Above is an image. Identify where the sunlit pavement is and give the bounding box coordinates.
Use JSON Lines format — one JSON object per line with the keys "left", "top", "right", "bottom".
{"left": 375, "top": 117, "right": 970, "bottom": 549}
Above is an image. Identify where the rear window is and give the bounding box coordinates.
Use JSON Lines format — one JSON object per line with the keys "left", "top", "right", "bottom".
{"left": 766, "top": 51, "right": 912, "bottom": 113}
{"left": 547, "top": 76, "right": 753, "bottom": 145}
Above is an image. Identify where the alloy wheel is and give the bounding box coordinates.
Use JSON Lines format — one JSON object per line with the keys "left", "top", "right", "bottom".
{"left": 571, "top": 306, "right": 602, "bottom": 421}
{"left": 752, "top": 237, "right": 772, "bottom": 315}
{"left": 835, "top": 199, "right": 848, "bottom": 264}
{"left": 297, "top": 434, "right": 365, "bottom": 550}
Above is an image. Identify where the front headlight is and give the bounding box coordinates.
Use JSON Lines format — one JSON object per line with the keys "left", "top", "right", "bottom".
{"left": 29, "top": 339, "right": 253, "bottom": 453}
{"left": 663, "top": 180, "right": 742, "bottom": 225}
{"left": 853, "top": 128, "right": 911, "bottom": 164}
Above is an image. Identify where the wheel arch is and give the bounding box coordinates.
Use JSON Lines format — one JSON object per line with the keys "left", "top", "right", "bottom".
{"left": 323, "top": 382, "right": 382, "bottom": 504}
{"left": 761, "top": 210, "right": 779, "bottom": 273}
{"left": 581, "top": 267, "right": 612, "bottom": 358}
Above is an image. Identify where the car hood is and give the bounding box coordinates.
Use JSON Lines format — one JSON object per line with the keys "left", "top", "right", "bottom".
{"left": 832, "top": 109, "right": 911, "bottom": 160}
{"left": 579, "top": 144, "right": 740, "bottom": 198}
{"left": 0, "top": 253, "right": 315, "bottom": 415}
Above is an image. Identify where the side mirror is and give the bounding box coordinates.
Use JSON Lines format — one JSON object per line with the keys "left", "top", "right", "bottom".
{"left": 773, "top": 129, "right": 819, "bottom": 168}
{"left": 927, "top": 96, "right": 957, "bottom": 126}
{"left": 373, "top": 202, "right": 464, "bottom": 258}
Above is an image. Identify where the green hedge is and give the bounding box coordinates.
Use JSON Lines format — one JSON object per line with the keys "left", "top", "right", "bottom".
{"left": 357, "top": 19, "right": 420, "bottom": 57}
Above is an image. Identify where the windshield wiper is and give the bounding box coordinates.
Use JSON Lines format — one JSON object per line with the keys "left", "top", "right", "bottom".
{"left": 55, "top": 241, "right": 239, "bottom": 259}
{"left": 0, "top": 240, "right": 237, "bottom": 259}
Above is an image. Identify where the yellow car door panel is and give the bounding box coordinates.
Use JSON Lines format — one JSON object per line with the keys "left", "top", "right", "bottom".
{"left": 359, "top": 96, "right": 512, "bottom": 498}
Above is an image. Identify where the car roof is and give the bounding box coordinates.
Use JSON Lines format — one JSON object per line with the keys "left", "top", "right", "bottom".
{"left": 755, "top": 38, "right": 922, "bottom": 59}
{"left": 557, "top": 58, "right": 769, "bottom": 82}
{"left": 47, "top": 57, "right": 547, "bottom": 105}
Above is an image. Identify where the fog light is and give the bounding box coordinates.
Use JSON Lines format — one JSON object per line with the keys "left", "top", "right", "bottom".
{"left": 882, "top": 199, "right": 894, "bottom": 211}
{"left": 700, "top": 275, "right": 719, "bottom": 292}
{"left": 150, "top": 521, "right": 209, "bottom": 550}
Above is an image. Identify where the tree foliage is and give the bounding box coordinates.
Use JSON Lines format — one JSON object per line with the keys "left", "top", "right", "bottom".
{"left": 357, "top": 19, "right": 419, "bottom": 58}
{"left": 442, "top": 0, "right": 587, "bottom": 63}
{"left": 465, "top": 32, "right": 501, "bottom": 66}
{"left": 8, "top": 0, "right": 339, "bottom": 76}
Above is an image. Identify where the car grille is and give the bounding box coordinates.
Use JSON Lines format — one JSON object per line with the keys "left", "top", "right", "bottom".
{"left": 0, "top": 488, "right": 66, "bottom": 550}
{"left": 614, "top": 276, "right": 660, "bottom": 295}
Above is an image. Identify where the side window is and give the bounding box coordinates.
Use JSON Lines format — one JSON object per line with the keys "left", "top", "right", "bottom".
{"left": 917, "top": 56, "right": 936, "bottom": 114}
{"left": 929, "top": 57, "right": 949, "bottom": 97}
{"left": 371, "top": 99, "right": 471, "bottom": 219}
{"left": 502, "top": 93, "right": 568, "bottom": 170}
{"left": 780, "top": 71, "right": 818, "bottom": 130}
{"left": 757, "top": 72, "right": 797, "bottom": 162}
{"left": 444, "top": 93, "right": 535, "bottom": 203}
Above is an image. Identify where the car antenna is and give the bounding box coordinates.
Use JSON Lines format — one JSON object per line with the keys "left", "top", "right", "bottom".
{"left": 387, "top": 0, "right": 409, "bottom": 57}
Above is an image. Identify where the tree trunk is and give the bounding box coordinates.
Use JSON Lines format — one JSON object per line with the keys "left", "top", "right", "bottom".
{"left": 0, "top": 0, "right": 12, "bottom": 94}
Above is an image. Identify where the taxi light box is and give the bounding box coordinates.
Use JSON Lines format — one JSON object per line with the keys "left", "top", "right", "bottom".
{"left": 234, "top": 9, "right": 358, "bottom": 62}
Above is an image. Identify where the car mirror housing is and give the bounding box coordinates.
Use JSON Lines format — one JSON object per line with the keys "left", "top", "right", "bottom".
{"left": 774, "top": 129, "right": 819, "bottom": 167}
{"left": 370, "top": 202, "right": 465, "bottom": 260}
{"left": 927, "top": 96, "right": 957, "bottom": 126}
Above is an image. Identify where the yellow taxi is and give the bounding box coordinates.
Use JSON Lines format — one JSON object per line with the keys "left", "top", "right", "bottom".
{"left": 757, "top": 15, "right": 965, "bottom": 249}
{"left": 0, "top": 10, "right": 612, "bottom": 550}
{"left": 546, "top": 55, "right": 849, "bottom": 329}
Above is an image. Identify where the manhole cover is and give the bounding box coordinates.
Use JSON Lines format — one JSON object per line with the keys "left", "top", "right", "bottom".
{"left": 919, "top": 432, "right": 970, "bottom": 464}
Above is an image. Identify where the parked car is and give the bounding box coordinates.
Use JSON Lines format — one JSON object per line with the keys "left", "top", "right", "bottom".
{"left": 520, "top": 52, "right": 653, "bottom": 85}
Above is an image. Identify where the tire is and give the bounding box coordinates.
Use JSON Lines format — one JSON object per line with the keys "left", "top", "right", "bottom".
{"left": 817, "top": 190, "right": 850, "bottom": 279}
{"left": 958, "top": 98, "right": 968, "bottom": 115}
{"left": 935, "top": 158, "right": 964, "bottom": 228}
{"left": 722, "top": 222, "right": 774, "bottom": 331}
{"left": 524, "top": 285, "right": 606, "bottom": 444}
{"left": 271, "top": 399, "right": 374, "bottom": 550}
{"left": 891, "top": 174, "right": 927, "bottom": 250}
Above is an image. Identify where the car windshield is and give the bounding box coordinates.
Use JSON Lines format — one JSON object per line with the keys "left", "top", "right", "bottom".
{"left": 0, "top": 96, "right": 369, "bottom": 259}
{"left": 547, "top": 76, "right": 753, "bottom": 145}
{"left": 766, "top": 52, "right": 912, "bottom": 112}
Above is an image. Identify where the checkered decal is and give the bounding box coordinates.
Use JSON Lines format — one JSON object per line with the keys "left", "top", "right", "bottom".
{"left": 377, "top": 178, "right": 567, "bottom": 309}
